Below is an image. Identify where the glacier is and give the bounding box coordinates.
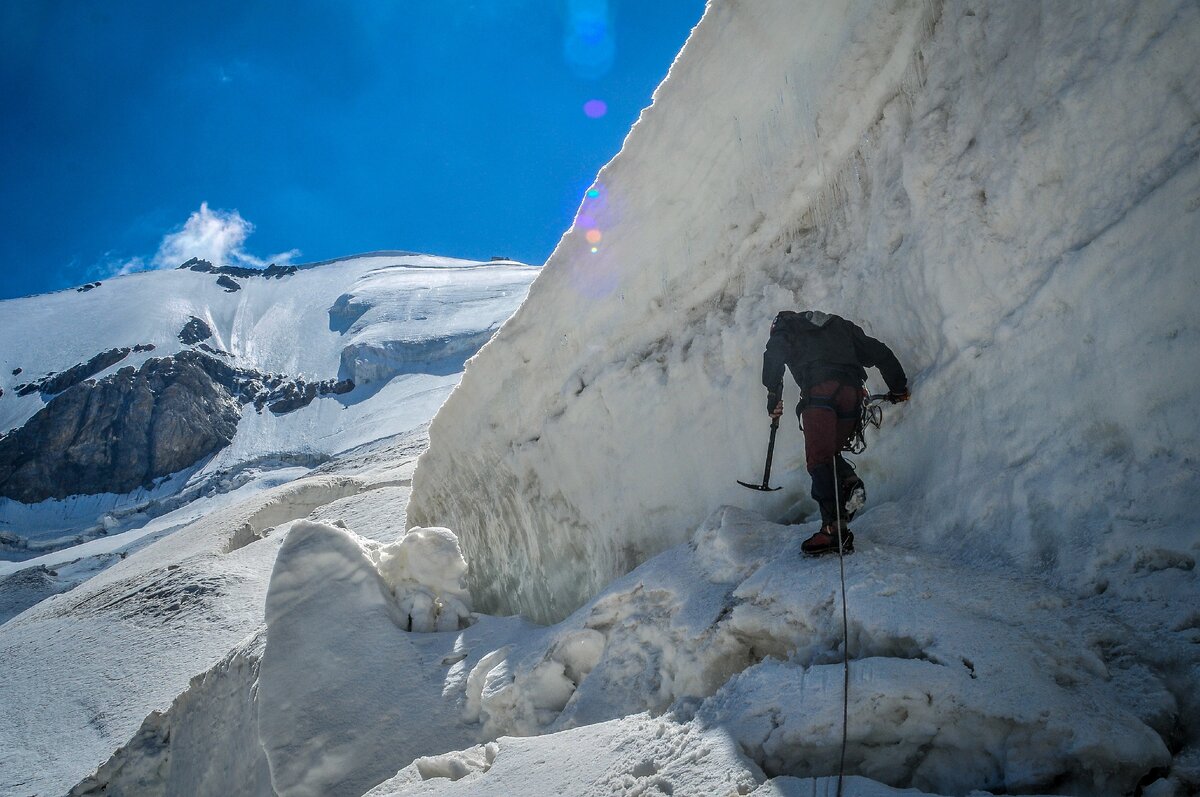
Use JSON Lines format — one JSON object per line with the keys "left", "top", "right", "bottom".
{"left": 3, "top": 0, "right": 1199, "bottom": 795}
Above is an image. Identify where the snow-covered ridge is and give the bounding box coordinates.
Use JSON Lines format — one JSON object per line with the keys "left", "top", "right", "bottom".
{"left": 0, "top": 253, "right": 536, "bottom": 565}
{"left": 1, "top": 253, "right": 536, "bottom": 432}
{"left": 409, "top": 0, "right": 1200, "bottom": 630}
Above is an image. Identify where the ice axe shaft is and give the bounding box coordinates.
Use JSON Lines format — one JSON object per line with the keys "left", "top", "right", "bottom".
{"left": 738, "top": 416, "right": 783, "bottom": 492}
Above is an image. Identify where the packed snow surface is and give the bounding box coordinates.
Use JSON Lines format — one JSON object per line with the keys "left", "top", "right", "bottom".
{"left": 246, "top": 506, "right": 1173, "bottom": 796}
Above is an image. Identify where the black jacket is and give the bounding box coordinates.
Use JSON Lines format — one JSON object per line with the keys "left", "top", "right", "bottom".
{"left": 762, "top": 310, "right": 907, "bottom": 398}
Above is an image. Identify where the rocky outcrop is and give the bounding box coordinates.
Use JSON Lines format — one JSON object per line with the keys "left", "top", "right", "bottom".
{"left": 16, "top": 347, "right": 134, "bottom": 397}
{"left": 179, "top": 257, "right": 298, "bottom": 280}
{"left": 257, "top": 377, "right": 354, "bottom": 415}
{"left": 216, "top": 275, "right": 241, "bottom": 293}
{"left": 178, "top": 317, "right": 213, "bottom": 345}
{"left": 0, "top": 351, "right": 245, "bottom": 503}
{"left": 0, "top": 351, "right": 356, "bottom": 503}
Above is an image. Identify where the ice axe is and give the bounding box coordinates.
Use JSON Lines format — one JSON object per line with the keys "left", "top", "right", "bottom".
{"left": 738, "top": 416, "right": 783, "bottom": 492}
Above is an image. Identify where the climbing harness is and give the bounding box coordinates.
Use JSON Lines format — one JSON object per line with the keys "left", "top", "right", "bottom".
{"left": 844, "top": 392, "right": 889, "bottom": 455}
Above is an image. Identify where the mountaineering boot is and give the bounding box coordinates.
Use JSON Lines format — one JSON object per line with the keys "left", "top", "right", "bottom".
{"left": 801, "top": 523, "right": 854, "bottom": 556}
{"left": 842, "top": 476, "right": 866, "bottom": 520}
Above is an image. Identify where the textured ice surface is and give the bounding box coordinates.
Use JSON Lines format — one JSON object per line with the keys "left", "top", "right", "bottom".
{"left": 248, "top": 507, "right": 1171, "bottom": 796}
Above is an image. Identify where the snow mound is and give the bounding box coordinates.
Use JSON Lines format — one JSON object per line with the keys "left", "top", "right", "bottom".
{"left": 0, "top": 452, "right": 410, "bottom": 796}
{"left": 258, "top": 520, "right": 479, "bottom": 797}
{"left": 256, "top": 507, "right": 1173, "bottom": 796}
{"left": 408, "top": 0, "right": 1200, "bottom": 629}
{"left": 377, "top": 526, "right": 472, "bottom": 632}
{"left": 69, "top": 631, "right": 271, "bottom": 797}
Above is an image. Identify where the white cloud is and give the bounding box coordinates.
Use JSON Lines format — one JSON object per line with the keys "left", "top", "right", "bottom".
{"left": 97, "top": 203, "right": 300, "bottom": 278}
{"left": 152, "top": 202, "right": 300, "bottom": 270}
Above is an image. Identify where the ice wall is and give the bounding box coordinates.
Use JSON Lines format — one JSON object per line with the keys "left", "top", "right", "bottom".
{"left": 409, "top": 0, "right": 1200, "bottom": 623}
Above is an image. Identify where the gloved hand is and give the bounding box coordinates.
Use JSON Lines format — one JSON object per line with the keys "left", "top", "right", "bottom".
{"left": 887, "top": 387, "right": 911, "bottom": 404}
{"left": 767, "top": 392, "right": 783, "bottom": 418}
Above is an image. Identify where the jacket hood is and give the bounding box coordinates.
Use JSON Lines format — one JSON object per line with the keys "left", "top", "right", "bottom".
{"left": 798, "top": 310, "right": 833, "bottom": 328}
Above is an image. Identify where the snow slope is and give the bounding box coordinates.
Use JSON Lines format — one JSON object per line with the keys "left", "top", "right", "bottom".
{"left": 0, "top": 427, "right": 435, "bottom": 797}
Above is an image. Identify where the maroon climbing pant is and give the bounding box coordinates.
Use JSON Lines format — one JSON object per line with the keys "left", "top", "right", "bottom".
{"left": 801, "top": 380, "right": 861, "bottom": 523}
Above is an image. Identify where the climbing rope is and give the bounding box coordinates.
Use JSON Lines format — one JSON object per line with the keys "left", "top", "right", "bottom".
{"left": 833, "top": 453, "right": 850, "bottom": 796}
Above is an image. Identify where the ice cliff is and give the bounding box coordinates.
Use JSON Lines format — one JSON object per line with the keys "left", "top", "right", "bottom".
{"left": 409, "top": 0, "right": 1200, "bottom": 627}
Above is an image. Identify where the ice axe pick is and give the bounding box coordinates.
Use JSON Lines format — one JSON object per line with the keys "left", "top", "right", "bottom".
{"left": 738, "top": 416, "right": 783, "bottom": 492}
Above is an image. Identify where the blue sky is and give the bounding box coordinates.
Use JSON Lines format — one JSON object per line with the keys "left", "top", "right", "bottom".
{"left": 0, "top": 1, "right": 705, "bottom": 300}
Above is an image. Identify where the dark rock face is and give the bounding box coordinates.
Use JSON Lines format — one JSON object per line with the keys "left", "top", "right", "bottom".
{"left": 266, "top": 381, "right": 319, "bottom": 415}
{"left": 12, "top": 368, "right": 22, "bottom": 376}
{"left": 0, "top": 348, "right": 354, "bottom": 503}
{"left": 16, "top": 347, "right": 133, "bottom": 397}
{"left": 326, "top": 378, "right": 355, "bottom": 396}
{"left": 257, "top": 377, "right": 355, "bottom": 414}
{"left": 178, "top": 257, "right": 216, "bottom": 272}
{"left": 178, "top": 316, "right": 213, "bottom": 345}
{"left": 179, "top": 257, "right": 298, "bottom": 280}
{"left": 216, "top": 275, "right": 241, "bottom": 292}
{"left": 76, "top": 282, "right": 102, "bottom": 293}
{"left": 198, "top": 342, "right": 232, "bottom": 357}
{"left": 0, "top": 352, "right": 243, "bottom": 503}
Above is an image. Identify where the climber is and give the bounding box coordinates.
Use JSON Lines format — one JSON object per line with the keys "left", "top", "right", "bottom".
{"left": 761, "top": 310, "right": 910, "bottom": 555}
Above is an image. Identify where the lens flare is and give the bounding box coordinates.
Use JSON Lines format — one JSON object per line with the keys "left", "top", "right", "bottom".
{"left": 591, "top": 246, "right": 599, "bottom": 253}
{"left": 578, "top": 213, "right": 595, "bottom": 227}
{"left": 586, "top": 188, "right": 600, "bottom": 199}
{"left": 583, "top": 99, "right": 608, "bottom": 118}
{"left": 585, "top": 229, "right": 602, "bottom": 244}
{"left": 563, "top": 0, "right": 614, "bottom": 79}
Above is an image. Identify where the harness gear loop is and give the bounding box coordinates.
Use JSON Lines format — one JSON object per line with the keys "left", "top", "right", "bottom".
{"left": 846, "top": 390, "right": 886, "bottom": 455}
